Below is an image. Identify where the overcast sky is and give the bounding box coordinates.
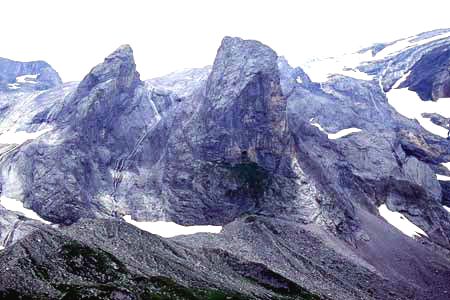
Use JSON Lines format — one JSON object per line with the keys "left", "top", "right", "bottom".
{"left": 1, "top": 0, "right": 449, "bottom": 82}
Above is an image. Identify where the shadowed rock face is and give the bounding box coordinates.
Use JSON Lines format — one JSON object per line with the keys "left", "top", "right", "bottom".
{"left": 199, "top": 37, "right": 288, "bottom": 169}
{"left": 399, "top": 45, "right": 450, "bottom": 100}
{"left": 1, "top": 32, "right": 450, "bottom": 300}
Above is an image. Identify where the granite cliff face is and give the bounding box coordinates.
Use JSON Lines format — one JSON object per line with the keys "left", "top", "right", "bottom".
{"left": 199, "top": 37, "right": 288, "bottom": 168}
{"left": 1, "top": 30, "right": 450, "bottom": 299}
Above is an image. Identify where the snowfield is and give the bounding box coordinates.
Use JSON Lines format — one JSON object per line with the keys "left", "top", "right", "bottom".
{"left": 378, "top": 204, "right": 428, "bottom": 238}
{"left": 7, "top": 83, "right": 20, "bottom": 90}
{"left": 386, "top": 72, "right": 450, "bottom": 138}
{"left": 302, "top": 52, "right": 374, "bottom": 82}
{"left": 437, "top": 174, "right": 450, "bottom": 181}
{"left": 123, "top": 215, "right": 222, "bottom": 237}
{"left": 0, "top": 196, "right": 50, "bottom": 224}
{"left": 6, "top": 74, "right": 39, "bottom": 90}
{"left": 328, "top": 128, "right": 363, "bottom": 139}
{"left": 15, "top": 74, "right": 39, "bottom": 84}
{"left": 301, "top": 30, "right": 450, "bottom": 139}
{"left": 302, "top": 30, "right": 450, "bottom": 83}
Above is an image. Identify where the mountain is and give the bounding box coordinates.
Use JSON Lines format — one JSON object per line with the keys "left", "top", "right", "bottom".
{"left": 0, "top": 30, "right": 450, "bottom": 299}
{"left": 0, "top": 57, "right": 62, "bottom": 92}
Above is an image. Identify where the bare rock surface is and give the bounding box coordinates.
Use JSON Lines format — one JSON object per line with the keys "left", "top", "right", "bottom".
{"left": 1, "top": 31, "right": 450, "bottom": 299}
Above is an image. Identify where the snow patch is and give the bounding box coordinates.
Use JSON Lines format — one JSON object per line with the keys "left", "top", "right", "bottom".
{"left": 0, "top": 246, "right": 4, "bottom": 250}
{"left": 378, "top": 204, "right": 427, "bottom": 238}
{"left": 0, "top": 128, "right": 52, "bottom": 145}
{"left": 0, "top": 196, "right": 50, "bottom": 224}
{"left": 7, "top": 83, "right": 20, "bottom": 90}
{"left": 444, "top": 206, "right": 450, "bottom": 213}
{"left": 123, "top": 215, "right": 222, "bottom": 238}
{"left": 387, "top": 72, "right": 450, "bottom": 138}
{"left": 328, "top": 128, "right": 362, "bottom": 139}
{"left": 302, "top": 31, "right": 450, "bottom": 83}
{"left": 437, "top": 174, "right": 450, "bottom": 181}
{"left": 311, "top": 122, "right": 362, "bottom": 139}
{"left": 303, "top": 51, "right": 374, "bottom": 82}
{"left": 311, "top": 122, "right": 326, "bottom": 133}
{"left": 296, "top": 76, "right": 303, "bottom": 84}
{"left": 6, "top": 74, "right": 40, "bottom": 90}
{"left": 442, "top": 162, "right": 450, "bottom": 172}
{"left": 16, "top": 74, "right": 39, "bottom": 84}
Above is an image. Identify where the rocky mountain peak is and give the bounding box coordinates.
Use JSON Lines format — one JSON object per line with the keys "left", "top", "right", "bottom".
{"left": 56, "top": 44, "right": 153, "bottom": 150}
{"left": 196, "top": 37, "right": 288, "bottom": 170}
{"left": 206, "top": 36, "right": 279, "bottom": 105}
{"left": 75, "top": 44, "right": 140, "bottom": 99}
{"left": 105, "top": 44, "right": 134, "bottom": 60}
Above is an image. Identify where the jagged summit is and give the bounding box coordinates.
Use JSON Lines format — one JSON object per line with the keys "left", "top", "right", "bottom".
{"left": 75, "top": 44, "right": 140, "bottom": 99}
{"left": 105, "top": 44, "right": 134, "bottom": 60}
{"left": 206, "top": 36, "right": 279, "bottom": 104}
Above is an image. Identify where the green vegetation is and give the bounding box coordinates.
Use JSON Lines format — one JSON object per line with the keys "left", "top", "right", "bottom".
{"left": 5, "top": 233, "right": 322, "bottom": 300}
{"left": 202, "top": 290, "right": 250, "bottom": 300}
{"left": 60, "top": 241, "right": 128, "bottom": 282}
{"left": 226, "top": 161, "right": 271, "bottom": 199}
{"left": 0, "top": 290, "right": 40, "bottom": 300}
{"left": 55, "top": 242, "right": 252, "bottom": 300}
{"left": 56, "top": 277, "right": 251, "bottom": 300}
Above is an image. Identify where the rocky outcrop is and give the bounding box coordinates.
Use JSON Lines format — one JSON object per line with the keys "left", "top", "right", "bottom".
{"left": 136, "top": 37, "right": 308, "bottom": 225}
{"left": 277, "top": 56, "right": 315, "bottom": 95}
{"left": 0, "top": 207, "right": 47, "bottom": 249}
{"left": 286, "top": 65, "right": 450, "bottom": 247}
{"left": 399, "top": 44, "right": 450, "bottom": 100}
{"left": 197, "top": 37, "right": 288, "bottom": 168}
{"left": 422, "top": 112, "right": 450, "bottom": 130}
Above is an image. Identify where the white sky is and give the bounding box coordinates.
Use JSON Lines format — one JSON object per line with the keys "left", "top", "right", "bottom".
{"left": 1, "top": 0, "right": 449, "bottom": 82}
